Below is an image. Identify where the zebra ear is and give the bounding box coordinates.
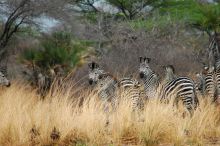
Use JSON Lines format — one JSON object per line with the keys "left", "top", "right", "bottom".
{"left": 195, "top": 72, "right": 200, "bottom": 77}
{"left": 88, "top": 62, "right": 97, "bottom": 69}
{"left": 168, "top": 65, "right": 175, "bottom": 73}
{"left": 139, "top": 57, "right": 143, "bottom": 63}
{"left": 144, "top": 57, "right": 151, "bottom": 63}
{"left": 94, "top": 63, "right": 99, "bottom": 68}
{"left": 88, "top": 62, "right": 93, "bottom": 69}
{"left": 204, "top": 66, "right": 208, "bottom": 71}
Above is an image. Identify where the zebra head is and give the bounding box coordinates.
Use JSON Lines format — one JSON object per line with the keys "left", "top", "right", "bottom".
{"left": 163, "top": 65, "right": 176, "bottom": 83}
{"left": 139, "top": 57, "right": 151, "bottom": 78}
{"left": 164, "top": 65, "right": 175, "bottom": 74}
{"left": 203, "top": 64, "right": 214, "bottom": 74}
{"left": 195, "top": 72, "right": 205, "bottom": 91}
{"left": 0, "top": 71, "right": 10, "bottom": 87}
{"left": 88, "top": 62, "right": 104, "bottom": 85}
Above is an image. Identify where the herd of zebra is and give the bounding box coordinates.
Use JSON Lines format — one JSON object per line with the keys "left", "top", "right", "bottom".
{"left": 0, "top": 34, "right": 219, "bottom": 118}
{"left": 88, "top": 34, "right": 220, "bottom": 117}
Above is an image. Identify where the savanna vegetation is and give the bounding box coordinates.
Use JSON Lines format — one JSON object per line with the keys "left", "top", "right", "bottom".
{"left": 0, "top": 0, "right": 220, "bottom": 145}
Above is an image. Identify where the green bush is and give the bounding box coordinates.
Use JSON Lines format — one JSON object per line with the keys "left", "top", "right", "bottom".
{"left": 20, "top": 31, "right": 93, "bottom": 74}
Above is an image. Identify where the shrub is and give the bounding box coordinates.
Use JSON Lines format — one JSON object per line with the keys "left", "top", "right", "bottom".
{"left": 20, "top": 31, "right": 93, "bottom": 74}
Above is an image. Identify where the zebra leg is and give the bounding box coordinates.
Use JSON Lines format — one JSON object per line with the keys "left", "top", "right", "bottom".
{"left": 182, "top": 96, "right": 194, "bottom": 117}
{"left": 99, "top": 91, "right": 111, "bottom": 126}
{"left": 111, "top": 95, "right": 119, "bottom": 112}
{"left": 174, "top": 97, "right": 179, "bottom": 108}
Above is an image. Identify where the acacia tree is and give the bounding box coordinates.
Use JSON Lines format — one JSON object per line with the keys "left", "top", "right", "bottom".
{"left": 106, "top": 0, "right": 158, "bottom": 19}
{"left": 73, "top": 0, "right": 161, "bottom": 19}
{"left": 0, "top": 0, "right": 71, "bottom": 61}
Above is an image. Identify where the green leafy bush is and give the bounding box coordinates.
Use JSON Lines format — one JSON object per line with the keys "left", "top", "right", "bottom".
{"left": 20, "top": 31, "right": 93, "bottom": 74}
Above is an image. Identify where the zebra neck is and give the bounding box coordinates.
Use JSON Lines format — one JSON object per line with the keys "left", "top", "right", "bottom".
{"left": 143, "top": 72, "right": 159, "bottom": 91}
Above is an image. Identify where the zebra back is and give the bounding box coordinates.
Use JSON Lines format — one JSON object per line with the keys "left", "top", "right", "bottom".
{"left": 119, "top": 77, "right": 144, "bottom": 111}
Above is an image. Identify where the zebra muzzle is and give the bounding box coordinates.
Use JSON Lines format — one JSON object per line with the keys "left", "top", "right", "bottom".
{"left": 89, "top": 79, "right": 93, "bottom": 85}
{"left": 139, "top": 73, "right": 144, "bottom": 78}
{"left": 6, "top": 82, "right": 11, "bottom": 87}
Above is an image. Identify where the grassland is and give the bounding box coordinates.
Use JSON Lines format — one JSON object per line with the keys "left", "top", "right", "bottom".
{"left": 0, "top": 82, "right": 220, "bottom": 146}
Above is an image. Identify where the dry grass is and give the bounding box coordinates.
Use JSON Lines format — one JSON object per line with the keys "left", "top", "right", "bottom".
{"left": 0, "top": 82, "right": 220, "bottom": 146}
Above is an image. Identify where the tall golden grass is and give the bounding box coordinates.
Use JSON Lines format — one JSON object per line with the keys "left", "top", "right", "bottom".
{"left": 0, "top": 82, "right": 220, "bottom": 146}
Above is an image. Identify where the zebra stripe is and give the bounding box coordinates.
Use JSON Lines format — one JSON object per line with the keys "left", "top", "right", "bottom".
{"left": 201, "top": 69, "right": 220, "bottom": 102}
{"left": 205, "top": 71, "right": 216, "bottom": 100}
{"left": 160, "top": 77, "right": 198, "bottom": 112}
{"left": 119, "top": 77, "right": 144, "bottom": 111}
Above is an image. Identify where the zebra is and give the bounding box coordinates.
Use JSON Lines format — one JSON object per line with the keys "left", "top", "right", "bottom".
{"left": 139, "top": 57, "right": 198, "bottom": 115}
{"left": 201, "top": 33, "right": 220, "bottom": 103}
{"left": 199, "top": 65, "right": 220, "bottom": 102}
{"left": 139, "top": 57, "right": 160, "bottom": 99}
{"left": 118, "top": 77, "right": 144, "bottom": 112}
{"left": 161, "top": 65, "right": 199, "bottom": 111}
{"left": 0, "top": 71, "right": 10, "bottom": 87}
{"left": 88, "top": 62, "right": 119, "bottom": 111}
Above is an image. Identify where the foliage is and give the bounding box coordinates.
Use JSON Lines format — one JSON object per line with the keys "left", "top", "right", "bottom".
{"left": 158, "top": 0, "right": 220, "bottom": 34}
{"left": 106, "top": 0, "right": 158, "bottom": 19}
{"left": 17, "top": 26, "right": 41, "bottom": 37}
{"left": 20, "top": 31, "right": 93, "bottom": 73}
{"left": 129, "top": 0, "right": 220, "bottom": 34}
{"left": 129, "top": 13, "right": 174, "bottom": 30}
{"left": 75, "top": 0, "right": 161, "bottom": 20}
{"left": 0, "top": 0, "right": 71, "bottom": 61}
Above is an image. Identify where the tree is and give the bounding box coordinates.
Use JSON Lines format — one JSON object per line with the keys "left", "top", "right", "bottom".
{"left": 0, "top": 0, "right": 71, "bottom": 61}
{"left": 73, "top": 0, "right": 162, "bottom": 20}
{"left": 106, "top": 0, "right": 157, "bottom": 19}
{"left": 74, "top": 0, "right": 100, "bottom": 13}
